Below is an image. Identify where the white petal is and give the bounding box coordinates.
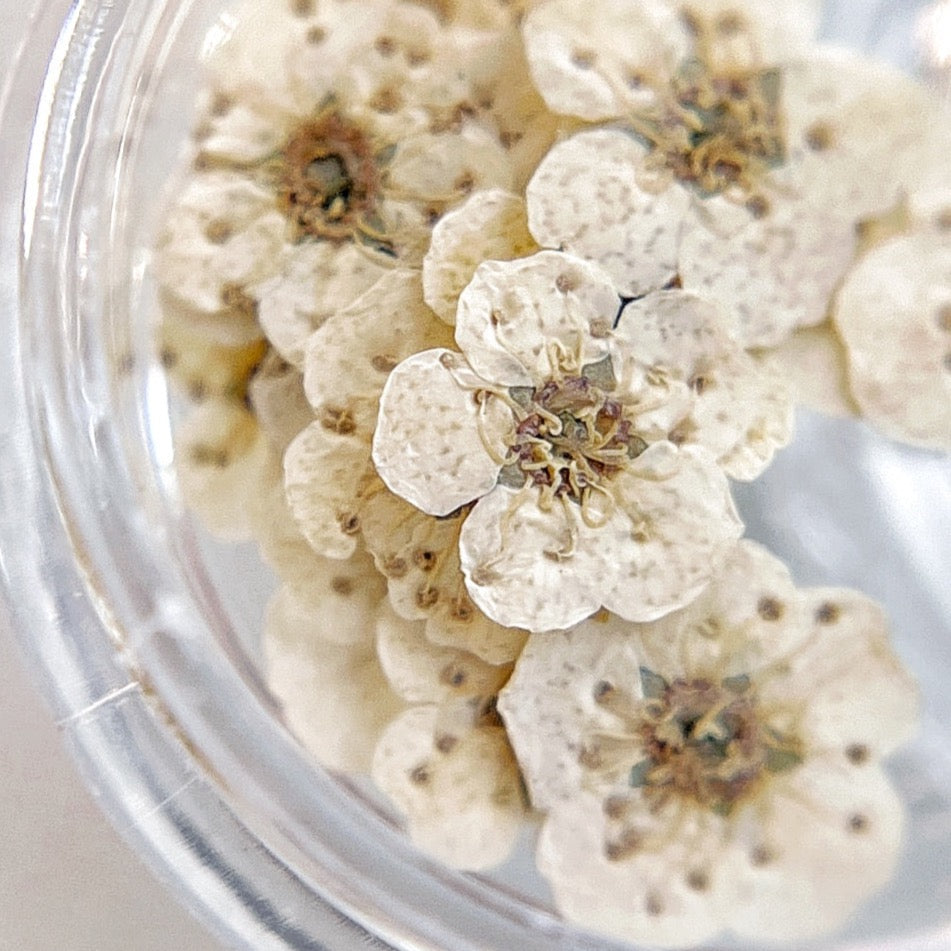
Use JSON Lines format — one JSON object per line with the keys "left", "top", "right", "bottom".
{"left": 455, "top": 250, "right": 617, "bottom": 387}
{"left": 154, "top": 171, "right": 287, "bottom": 317}
{"left": 754, "top": 322, "right": 858, "bottom": 419}
{"left": 371, "top": 704, "right": 525, "bottom": 870}
{"left": 253, "top": 243, "right": 390, "bottom": 369}
{"left": 459, "top": 485, "right": 623, "bottom": 632}
{"left": 679, "top": 189, "right": 857, "bottom": 346}
{"left": 497, "top": 615, "right": 649, "bottom": 809}
{"left": 303, "top": 269, "right": 454, "bottom": 432}
{"left": 269, "top": 547, "right": 386, "bottom": 648}
{"left": 724, "top": 760, "right": 905, "bottom": 942}
{"left": 538, "top": 792, "right": 728, "bottom": 949}
{"left": 174, "top": 398, "right": 274, "bottom": 541}
{"left": 376, "top": 603, "right": 510, "bottom": 703}
{"left": 527, "top": 130, "right": 690, "bottom": 297}
{"left": 385, "top": 124, "right": 515, "bottom": 201}
{"left": 522, "top": 0, "right": 687, "bottom": 121}
{"left": 762, "top": 587, "right": 920, "bottom": 759}
{"left": 246, "top": 350, "right": 314, "bottom": 453}
{"left": 603, "top": 444, "right": 743, "bottom": 623}
{"left": 833, "top": 231, "right": 951, "bottom": 450}
{"left": 283, "top": 420, "right": 375, "bottom": 559}
{"left": 423, "top": 189, "right": 537, "bottom": 325}
{"left": 372, "top": 349, "right": 509, "bottom": 516}
{"left": 264, "top": 587, "right": 404, "bottom": 773}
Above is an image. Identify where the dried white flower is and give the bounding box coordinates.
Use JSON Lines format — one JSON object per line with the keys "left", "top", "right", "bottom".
{"left": 498, "top": 540, "right": 918, "bottom": 946}
{"left": 521, "top": 1, "right": 937, "bottom": 345}
{"left": 373, "top": 251, "right": 746, "bottom": 632}
{"left": 371, "top": 701, "right": 526, "bottom": 869}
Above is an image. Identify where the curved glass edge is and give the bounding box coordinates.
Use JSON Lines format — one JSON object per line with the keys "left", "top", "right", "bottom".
{"left": 0, "top": 6, "right": 392, "bottom": 951}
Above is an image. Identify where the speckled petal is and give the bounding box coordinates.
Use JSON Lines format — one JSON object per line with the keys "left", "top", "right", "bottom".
{"left": 153, "top": 171, "right": 287, "bottom": 317}
{"left": 175, "top": 398, "right": 274, "bottom": 541}
{"left": 458, "top": 484, "right": 622, "bottom": 632}
{"left": 264, "top": 588, "right": 404, "bottom": 773}
{"left": 284, "top": 420, "right": 376, "bottom": 559}
{"left": 522, "top": 0, "right": 687, "bottom": 121}
{"left": 253, "top": 243, "right": 391, "bottom": 369}
{"left": 271, "top": 545, "right": 386, "bottom": 647}
{"left": 527, "top": 130, "right": 690, "bottom": 297}
{"left": 537, "top": 792, "right": 728, "bottom": 949}
{"left": 603, "top": 443, "right": 743, "bottom": 623}
{"left": 456, "top": 251, "right": 617, "bottom": 387}
{"left": 497, "top": 615, "right": 648, "bottom": 809}
{"left": 754, "top": 322, "right": 858, "bottom": 419}
{"left": 372, "top": 348, "right": 510, "bottom": 516}
{"left": 762, "top": 587, "right": 919, "bottom": 758}
{"left": 423, "top": 189, "right": 538, "bottom": 325}
{"left": 385, "top": 125, "right": 515, "bottom": 204}
{"left": 782, "top": 48, "right": 936, "bottom": 219}
{"left": 679, "top": 191, "right": 857, "bottom": 347}
{"left": 376, "top": 603, "right": 511, "bottom": 703}
{"left": 833, "top": 232, "right": 951, "bottom": 450}
{"left": 723, "top": 760, "right": 905, "bottom": 942}
{"left": 303, "top": 269, "right": 454, "bottom": 434}
{"left": 371, "top": 704, "right": 525, "bottom": 870}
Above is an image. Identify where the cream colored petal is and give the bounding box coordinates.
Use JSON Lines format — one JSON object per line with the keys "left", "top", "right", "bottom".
{"left": 455, "top": 251, "right": 617, "bottom": 387}
{"left": 423, "top": 189, "right": 538, "bottom": 325}
{"left": 833, "top": 232, "right": 951, "bottom": 450}
{"left": 154, "top": 171, "right": 287, "bottom": 317}
{"left": 376, "top": 603, "right": 511, "bottom": 703}
{"left": 371, "top": 704, "right": 525, "bottom": 870}
{"left": 283, "top": 420, "right": 375, "bottom": 559}
{"left": 264, "top": 588, "right": 404, "bottom": 773}
{"left": 723, "top": 760, "right": 905, "bottom": 942}
{"left": 678, "top": 0, "right": 822, "bottom": 66}
{"left": 246, "top": 349, "right": 314, "bottom": 453}
{"left": 385, "top": 125, "right": 515, "bottom": 202}
{"left": 527, "top": 130, "right": 690, "bottom": 297}
{"left": 174, "top": 398, "right": 274, "bottom": 541}
{"left": 521, "top": 0, "right": 687, "bottom": 121}
{"left": 193, "top": 95, "right": 292, "bottom": 166}
{"left": 253, "top": 243, "right": 391, "bottom": 369}
{"left": 271, "top": 544, "right": 387, "bottom": 647}
{"left": 458, "top": 484, "right": 622, "bottom": 632}
{"left": 538, "top": 792, "right": 729, "bottom": 949}
{"left": 603, "top": 444, "right": 743, "bottom": 623}
{"left": 372, "top": 348, "right": 509, "bottom": 516}
{"left": 782, "top": 49, "right": 936, "bottom": 220}
{"left": 631, "top": 538, "right": 811, "bottom": 681}
{"left": 302, "top": 269, "right": 454, "bottom": 431}
{"left": 761, "top": 587, "right": 919, "bottom": 759}
{"left": 679, "top": 190, "right": 857, "bottom": 347}
{"left": 158, "top": 309, "right": 266, "bottom": 400}
{"left": 754, "top": 322, "right": 858, "bottom": 419}
{"left": 497, "top": 615, "right": 648, "bottom": 809}
{"left": 425, "top": 610, "right": 528, "bottom": 667}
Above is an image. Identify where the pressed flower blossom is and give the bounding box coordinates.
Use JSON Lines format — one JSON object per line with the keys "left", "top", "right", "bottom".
{"left": 520, "top": 0, "right": 938, "bottom": 346}
{"left": 497, "top": 540, "right": 918, "bottom": 946}
{"left": 284, "top": 269, "right": 528, "bottom": 664}
{"left": 373, "top": 250, "right": 750, "bottom": 632}
{"left": 154, "top": 0, "right": 522, "bottom": 368}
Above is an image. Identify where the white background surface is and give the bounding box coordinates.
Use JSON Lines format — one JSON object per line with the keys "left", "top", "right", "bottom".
{"left": 0, "top": 3, "right": 222, "bottom": 949}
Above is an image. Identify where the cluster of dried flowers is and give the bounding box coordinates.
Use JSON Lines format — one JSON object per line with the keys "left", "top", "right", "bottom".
{"left": 153, "top": 0, "right": 947, "bottom": 946}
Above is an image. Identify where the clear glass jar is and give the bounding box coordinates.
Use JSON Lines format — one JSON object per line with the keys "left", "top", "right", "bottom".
{"left": 0, "top": 1, "right": 949, "bottom": 949}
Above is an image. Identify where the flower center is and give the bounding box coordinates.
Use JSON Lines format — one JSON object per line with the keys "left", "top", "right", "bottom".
{"left": 273, "top": 108, "right": 388, "bottom": 246}
{"left": 635, "top": 13, "right": 786, "bottom": 198}
{"left": 500, "top": 371, "right": 646, "bottom": 504}
{"left": 588, "top": 669, "right": 802, "bottom": 816}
